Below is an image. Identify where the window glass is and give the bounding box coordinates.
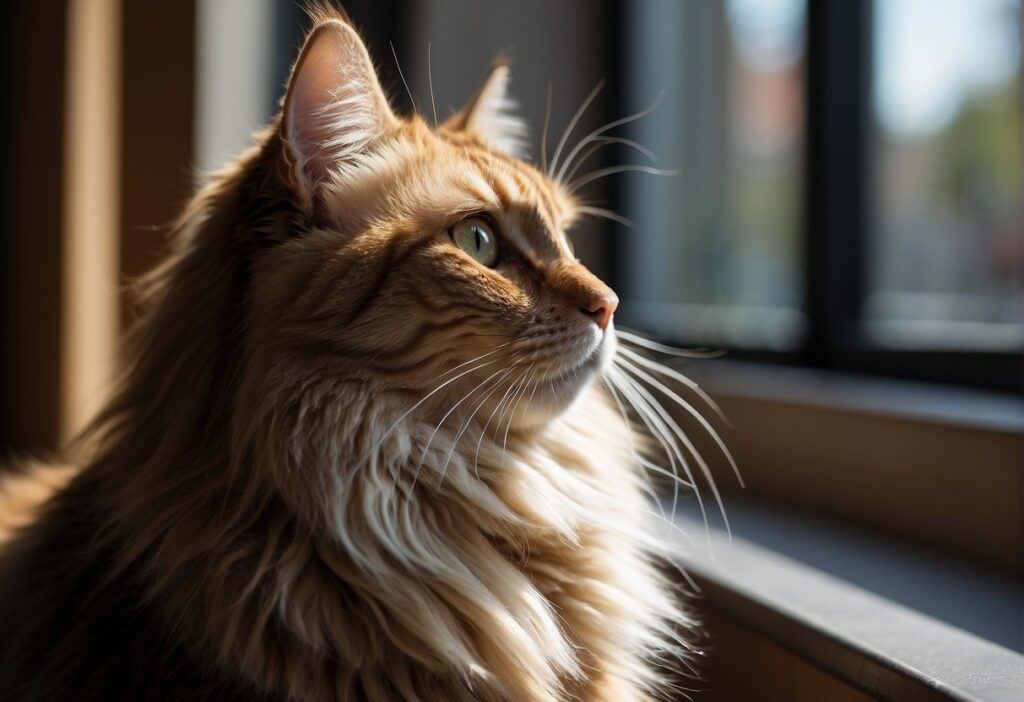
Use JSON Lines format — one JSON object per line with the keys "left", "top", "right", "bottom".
{"left": 195, "top": 0, "right": 301, "bottom": 172}
{"left": 868, "top": 0, "right": 1023, "bottom": 350}
{"left": 622, "top": 0, "right": 806, "bottom": 350}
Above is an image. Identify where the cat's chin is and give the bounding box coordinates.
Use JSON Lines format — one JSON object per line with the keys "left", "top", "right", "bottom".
{"left": 513, "top": 331, "right": 616, "bottom": 429}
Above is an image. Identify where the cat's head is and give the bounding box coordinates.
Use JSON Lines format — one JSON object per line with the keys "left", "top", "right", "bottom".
{"left": 245, "top": 12, "right": 617, "bottom": 434}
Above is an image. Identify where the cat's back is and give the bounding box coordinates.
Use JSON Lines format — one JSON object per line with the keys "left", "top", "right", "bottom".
{"left": 0, "top": 460, "right": 77, "bottom": 547}
{"left": 0, "top": 466, "right": 278, "bottom": 702}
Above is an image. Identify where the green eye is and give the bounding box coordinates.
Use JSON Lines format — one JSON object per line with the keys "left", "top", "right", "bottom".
{"left": 451, "top": 216, "right": 498, "bottom": 267}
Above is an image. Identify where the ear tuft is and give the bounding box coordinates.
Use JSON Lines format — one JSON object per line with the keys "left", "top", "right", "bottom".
{"left": 302, "top": 1, "right": 353, "bottom": 28}
{"left": 443, "top": 60, "right": 528, "bottom": 158}
{"left": 283, "top": 18, "right": 397, "bottom": 190}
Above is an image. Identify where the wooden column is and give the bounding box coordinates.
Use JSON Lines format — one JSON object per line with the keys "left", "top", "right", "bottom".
{"left": 62, "top": 0, "right": 122, "bottom": 439}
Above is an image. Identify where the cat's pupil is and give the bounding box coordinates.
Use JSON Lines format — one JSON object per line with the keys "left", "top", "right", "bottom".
{"left": 474, "top": 228, "right": 483, "bottom": 251}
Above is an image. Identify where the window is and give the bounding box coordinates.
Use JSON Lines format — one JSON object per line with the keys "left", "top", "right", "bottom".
{"left": 196, "top": 0, "right": 304, "bottom": 172}
{"left": 622, "top": 0, "right": 807, "bottom": 352}
{"left": 617, "top": 0, "right": 1023, "bottom": 392}
{"left": 868, "top": 0, "right": 1022, "bottom": 352}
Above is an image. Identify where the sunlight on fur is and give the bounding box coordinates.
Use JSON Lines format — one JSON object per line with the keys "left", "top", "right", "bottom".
{"left": 0, "top": 5, "right": 734, "bottom": 701}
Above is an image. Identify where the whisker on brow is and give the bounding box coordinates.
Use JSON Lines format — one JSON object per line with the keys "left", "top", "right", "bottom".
{"left": 575, "top": 205, "right": 632, "bottom": 228}
{"left": 390, "top": 40, "right": 417, "bottom": 113}
{"left": 563, "top": 136, "right": 657, "bottom": 185}
{"left": 549, "top": 80, "right": 605, "bottom": 178}
{"left": 554, "top": 90, "right": 665, "bottom": 184}
{"left": 569, "top": 164, "right": 678, "bottom": 194}
{"left": 541, "top": 81, "right": 553, "bottom": 175}
{"left": 427, "top": 42, "right": 438, "bottom": 127}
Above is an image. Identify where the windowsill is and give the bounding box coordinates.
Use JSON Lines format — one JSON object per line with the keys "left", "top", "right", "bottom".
{"left": 658, "top": 359, "right": 1024, "bottom": 575}
{"left": 671, "top": 497, "right": 1023, "bottom": 653}
{"left": 668, "top": 502, "right": 1024, "bottom": 701}
{"left": 685, "top": 358, "right": 1024, "bottom": 433}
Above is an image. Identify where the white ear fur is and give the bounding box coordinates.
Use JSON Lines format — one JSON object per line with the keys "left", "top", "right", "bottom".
{"left": 443, "top": 62, "right": 528, "bottom": 157}
{"left": 283, "top": 20, "right": 397, "bottom": 188}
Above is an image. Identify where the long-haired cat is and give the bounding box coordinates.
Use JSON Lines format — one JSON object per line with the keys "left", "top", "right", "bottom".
{"left": 0, "top": 7, "right": 718, "bottom": 701}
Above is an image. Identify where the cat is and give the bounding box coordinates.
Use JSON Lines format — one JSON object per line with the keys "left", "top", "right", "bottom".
{"left": 0, "top": 6, "right": 715, "bottom": 701}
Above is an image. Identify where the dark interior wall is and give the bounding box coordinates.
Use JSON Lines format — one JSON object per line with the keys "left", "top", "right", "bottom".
{"left": 120, "top": 1, "right": 196, "bottom": 322}
{"left": 0, "top": 0, "right": 10, "bottom": 452}
{"left": 2, "top": 0, "right": 69, "bottom": 453}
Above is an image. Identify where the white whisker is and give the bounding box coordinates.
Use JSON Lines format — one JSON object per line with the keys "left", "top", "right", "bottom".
{"left": 501, "top": 364, "right": 537, "bottom": 463}
{"left": 602, "top": 377, "right": 672, "bottom": 531}
{"left": 569, "top": 164, "right": 678, "bottom": 193}
{"left": 614, "top": 361, "right": 731, "bottom": 540}
{"left": 554, "top": 91, "right": 664, "bottom": 183}
{"left": 389, "top": 41, "right": 416, "bottom": 113}
{"left": 576, "top": 206, "right": 632, "bottom": 228}
{"left": 608, "top": 368, "right": 702, "bottom": 528}
{"left": 416, "top": 357, "right": 523, "bottom": 470}
{"left": 607, "top": 369, "right": 685, "bottom": 520}
{"left": 427, "top": 42, "right": 438, "bottom": 127}
{"left": 549, "top": 80, "right": 604, "bottom": 177}
{"left": 541, "top": 81, "right": 552, "bottom": 174}
{"left": 439, "top": 363, "right": 519, "bottom": 484}
{"left": 494, "top": 365, "right": 530, "bottom": 451}
{"left": 617, "top": 345, "right": 729, "bottom": 426}
{"left": 562, "top": 136, "right": 657, "bottom": 185}
{"left": 523, "top": 363, "right": 543, "bottom": 411}
{"left": 474, "top": 365, "right": 526, "bottom": 471}
{"left": 434, "top": 341, "right": 515, "bottom": 379}
{"left": 616, "top": 354, "right": 741, "bottom": 488}
{"left": 366, "top": 344, "right": 514, "bottom": 462}
{"left": 615, "top": 329, "right": 721, "bottom": 359}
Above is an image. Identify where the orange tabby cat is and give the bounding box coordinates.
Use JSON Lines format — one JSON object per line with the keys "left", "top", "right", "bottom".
{"left": 0, "top": 7, "right": 704, "bottom": 701}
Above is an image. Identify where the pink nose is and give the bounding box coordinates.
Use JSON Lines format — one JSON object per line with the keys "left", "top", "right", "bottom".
{"left": 581, "top": 293, "right": 619, "bottom": 331}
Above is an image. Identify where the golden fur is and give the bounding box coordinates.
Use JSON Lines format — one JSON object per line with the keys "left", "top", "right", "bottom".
{"left": 0, "top": 7, "right": 713, "bottom": 701}
{"left": 0, "top": 463, "right": 77, "bottom": 545}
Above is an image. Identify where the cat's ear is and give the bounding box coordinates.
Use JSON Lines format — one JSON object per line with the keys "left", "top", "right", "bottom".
{"left": 442, "top": 60, "right": 528, "bottom": 158}
{"left": 282, "top": 18, "right": 397, "bottom": 189}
